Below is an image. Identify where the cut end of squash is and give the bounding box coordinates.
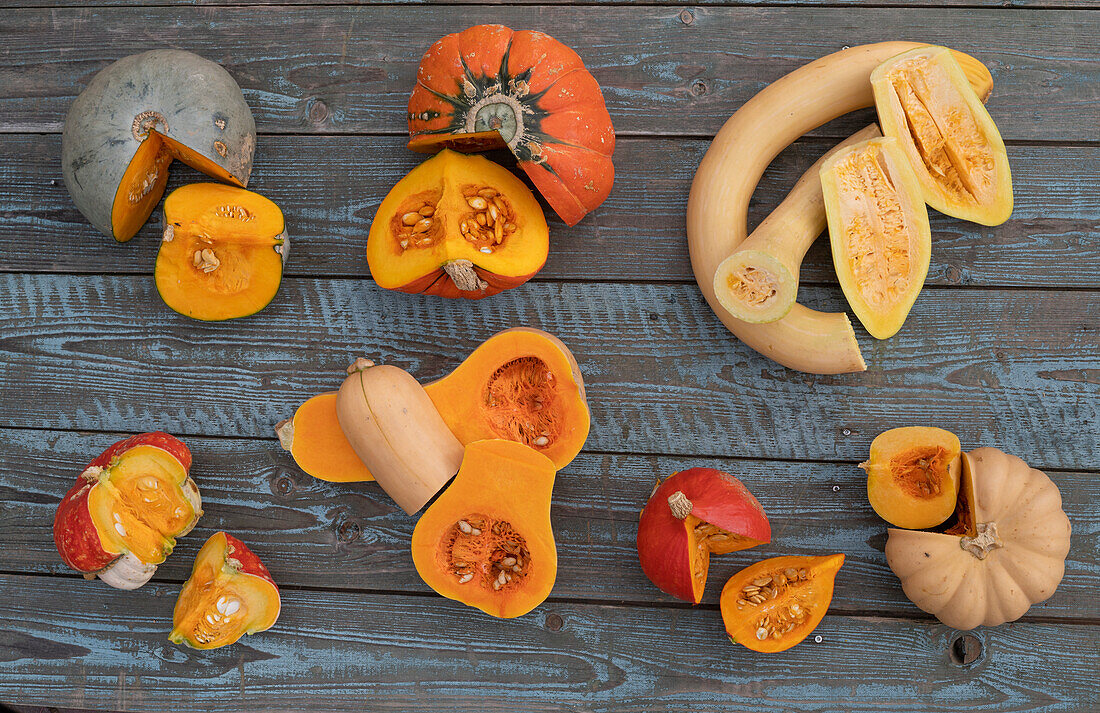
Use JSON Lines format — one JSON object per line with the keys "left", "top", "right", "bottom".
{"left": 822, "top": 137, "right": 931, "bottom": 340}
{"left": 278, "top": 393, "right": 374, "bottom": 483}
{"left": 720, "top": 554, "right": 844, "bottom": 653}
{"left": 86, "top": 444, "right": 200, "bottom": 566}
{"left": 872, "top": 46, "right": 1012, "bottom": 226}
{"left": 155, "top": 183, "right": 286, "bottom": 321}
{"left": 367, "top": 150, "right": 548, "bottom": 299}
{"left": 170, "top": 532, "right": 280, "bottom": 649}
{"left": 713, "top": 250, "right": 796, "bottom": 324}
{"left": 863, "top": 426, "right": 962, "bottom": 529}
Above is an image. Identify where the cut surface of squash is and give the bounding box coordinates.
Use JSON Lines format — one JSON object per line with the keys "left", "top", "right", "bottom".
{"left": 276, "top": 392, "right": 374, "bottom": 483}
{"left": 872, "top": 46, "right": 1012, "bottom": 225}
{"left": 821, "top": 137, "right": 930, "bottom": 340}
{"left": 169, "top": 532, "right": 280, "bottom": 649}
{"left": 86, "top": 444, "right": 199, "bottom": 565}
{"left": 861, "top": 426, "right": 961, "bottom": 530}
{"left": 720, "top": 554, "right": 844, "bottom": 653}
{"left": 155, "top": 183, "right": 287, "bottom": 321}
{"left": 367, "top": 150, "right": 548, "bottom": 299}
{"left": 424, "top": 328, "right": 589, "bottom": 469}
{"left": 411, "top": 439, "right": 558, "bottom": 618}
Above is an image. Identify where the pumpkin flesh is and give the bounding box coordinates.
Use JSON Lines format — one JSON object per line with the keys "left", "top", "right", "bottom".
{"left": 367, "top": 150, "right": 548, "bottom": 299}
{"left": 411, "top": 439, "right": 558, "bottom": 619}
{"left": 872, "top": 46, "right": 1012, "bottom": 225}
{"left": 276, "top": 392, "right": 374, "bottom": 483}
{"left": 822, "top": 137, "right": 931, "bottom": 340}
{"left": 155, "top": 183, "right": 286, "bottom": 321}
{"left": 720, "top": 554, "right": 844, "bottom": 653}
{"left": 170, "top": 532, "right": 280, "bottom": 649}
{"left": 424, "top": 327, "right": 589, "bottom": 469}
{"left": 861, "top": 426, "right": 961, "bottom": 529}
{"left": 407, "top": 25, "right": 615, "bottom": 226}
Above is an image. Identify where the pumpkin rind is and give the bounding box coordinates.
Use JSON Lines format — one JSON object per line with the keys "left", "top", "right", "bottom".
{"left": 637, "top": 468, "right": 771, "bottom": 603}
{"left": 886, "top": 447, "right": 1071, "bottom": 630}
{"left": 411, "top": 439, "right": 558, "bottom": 618}
{"left": 424, "top": 327, "right": 589, "bottom": 469}
{"left": 367, "top": 150, "right": 548, "bottom": 299}
{"left": 407, "top": 25, "right": 615, "bottom": 226}
{"left": 169, "top": 532, "right": 280, "bottom": 649}
{"left": 53, "top": 432, "right": 201, "bottom": 590}
{"left": 62, "top": 50, "right": 255, "bottom": 241}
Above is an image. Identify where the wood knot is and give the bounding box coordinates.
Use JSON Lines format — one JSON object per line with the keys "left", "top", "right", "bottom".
{"left": 545, "top": 613, "right": 564, "bottom": 631}
{"left": 274, "top": 476, "right": 294, "bottom": 496}
{"left": 679, "top": 9, "right": 695, "bottom": 24}
{"left": 667, "top": 490, "right": 693, "bottom": 520}
{"left": 950, "top": 633, "right": 983, "bottom": 666}
{"left": 337, "top": 520, "right": 361, "bottom": 543}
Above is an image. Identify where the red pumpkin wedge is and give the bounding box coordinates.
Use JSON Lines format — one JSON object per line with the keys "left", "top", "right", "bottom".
{"left": 637, "top": 468, "right": 771, "bottom": 603}
{"left": 53, "top": 432, "right": 201, "bottom": 590}
{"left": 407, "top": 24, "right": 615, "bottom": 226}
{"left": 170, "top": 532, "right": 280, "bottom": 649}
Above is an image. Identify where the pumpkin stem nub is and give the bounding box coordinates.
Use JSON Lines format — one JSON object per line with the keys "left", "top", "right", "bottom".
{"left": 668, "top": 490, "right": 693, "bottom": 520}
{"left": 960, "top": 521, "right": 1003, "bottom": 560}
{"left": 346, "top": 358, "right": 376, "bottom": 375}
{"left": 443, "top": 260, "right": 488, "bottom": 293}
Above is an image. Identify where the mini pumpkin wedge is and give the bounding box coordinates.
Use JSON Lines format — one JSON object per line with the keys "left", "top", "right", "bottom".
{"left": 62, "top": 50, "right": 255, "bottom": 242}
{"left": 872, "top": 46, "right": 1012, "bottom": 226}
{"left": 720, "top": 554, "right": 844, "bottom": 653}
{"left": 861, "top": 426, "right": 962, "bottom": 529}
{"left": 367, "top": 150, "right": 548, "bottom": 299}
{"left": 637, "top": 468, "right": 771, "bottom": 603}
{"left": 156, "top": 183, "right": 288, "bottom": 321}
{"left": 412, "top": 439, "right": 558, "bottom": 618}
{"left": 886, "top": 447, "right": 1071, "bottom": 630}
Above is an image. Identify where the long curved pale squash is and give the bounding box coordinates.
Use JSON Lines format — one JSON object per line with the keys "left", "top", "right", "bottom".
{"left": 687, "top": 42, "right": 993, "bottom": 374}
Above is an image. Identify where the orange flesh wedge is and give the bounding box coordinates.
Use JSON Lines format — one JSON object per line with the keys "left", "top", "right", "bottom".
{"left": 86, "top": 444, "right": 196, "bottom": 564}
{"left": 283, "top": 393, "right": 374, "bottom": 482}
{"left": 685, "top": 516, "right": 762, "bottom": 602}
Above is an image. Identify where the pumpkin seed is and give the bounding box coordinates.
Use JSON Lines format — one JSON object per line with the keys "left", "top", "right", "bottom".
{"left": 467, "top": 196, "right": 488, "bottom": 210}
{"left": 418, "top": 205, "right": 435, "bottom": 216}
{"left": 401, "top": 212, "right": 420, "bottom": 225}
{"left": 412, "top": 218, "right": 432, "bottom": 233}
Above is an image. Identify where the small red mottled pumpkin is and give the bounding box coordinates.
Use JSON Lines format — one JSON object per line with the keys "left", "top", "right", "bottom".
{"left": 407, "top": 24, "right": 615, "bottom": 227}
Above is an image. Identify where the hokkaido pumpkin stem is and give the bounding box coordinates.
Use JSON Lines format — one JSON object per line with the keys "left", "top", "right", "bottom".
{"left": 443, "top": 260, "right": 488, "bottom": 293}
{"left": 668, "top": 490, "right": 693, "bottom": 520}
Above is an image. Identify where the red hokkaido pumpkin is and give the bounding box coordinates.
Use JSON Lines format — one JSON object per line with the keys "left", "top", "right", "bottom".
{"left": 407, "top": 24, "right": 615, "bottom": 226}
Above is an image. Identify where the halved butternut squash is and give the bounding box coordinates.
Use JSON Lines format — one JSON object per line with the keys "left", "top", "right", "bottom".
{"left": 872, "top": 46, "right": 1012, "bottom": 226}
{"left": 821, "top": 137, "right": 931, "bottom": 340}
{"left": 411, "top": 439, "right": 558, "bottom": 618}
{"left": 155, "top": 183, "right": 287, "bottom": 321}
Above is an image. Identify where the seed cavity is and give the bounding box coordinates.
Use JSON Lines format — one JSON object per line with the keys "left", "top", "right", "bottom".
{"left": 441, "top": 514, "right": 531, "bottom": 593}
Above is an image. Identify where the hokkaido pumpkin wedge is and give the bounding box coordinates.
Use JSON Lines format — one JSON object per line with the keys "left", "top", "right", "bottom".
{"left": 886, "top": 447, "right": 1070, "bottom": 630}
{"left": 412, "top": 439, "right": 558, "bottom": 618}
{"left": 821, "top": 137, "right": 931, "bottom": 340}
{"left": 155, "top": 183, "right": 288, "bottom": 321}
{"left": 53, "top": 432, "right": 201, "bottom": 590}
{"left": 62, "top": 50, "right": 255, "bottom": 242}
{"left": 336, "top": 360, "right": 464, "bottom": 514}
{"left": 407, "top": 25, "right": 615, "bottom": 226}
{"left": 278, "top": 328, "right": 589, "bottom": 484}
{"left": 367, "top": 150, "right": 548, "bottom": 299}
{"left": 637, "top": 468, "right": 771, "bottom": 603}
{"left": 169, "top": 532, "right": 280, "bottom": 649}
{"left": 872, "top": 46, "right": 1012, "bottom": 226}
{"left": 720, "top": 554, "right": 844, "bottom": 653}
{"left": 861, "top": 426, "right": 961, "bottom": 529}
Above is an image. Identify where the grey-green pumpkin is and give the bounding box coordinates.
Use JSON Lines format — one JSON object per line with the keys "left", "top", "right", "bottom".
{"left": 61, "top": 50, "right": 256, "bottom": 241}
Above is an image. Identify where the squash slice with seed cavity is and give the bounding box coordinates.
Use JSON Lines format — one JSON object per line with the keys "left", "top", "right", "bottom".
{"left": 872, "top": 46, "right": 1012, "bottom": 226}
{"left": 155, "top": 183, "right": 288, "bottom": 321}
{"left": 821, "top": 137, "right": 931, "bottom": 340}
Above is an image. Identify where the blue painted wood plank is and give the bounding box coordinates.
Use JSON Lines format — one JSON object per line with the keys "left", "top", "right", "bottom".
{"left": 0, "top": 6, "right": 1096, "bottom": 141}
{"left": 0, "top": 274, "right": 1095, "bottom": 469}
{"left": 1, "top": 429, "right": 1093, "bottom": 618}
{"left": 1, "top": 135, "right": 1096, "bottom": 289}
{"left": 1, "top": 572, "right": 1098, "bottom": 712}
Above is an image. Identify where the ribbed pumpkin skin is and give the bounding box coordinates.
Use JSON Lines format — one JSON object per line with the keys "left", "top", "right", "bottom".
{"left": 62, "top": 50, "right": 256, "bottom": 239}
{"left": 407, "top": 25, "right": 615, "bottom": 226}
{"left": 886, "top": 448, "right": 1071, "bottom": 630}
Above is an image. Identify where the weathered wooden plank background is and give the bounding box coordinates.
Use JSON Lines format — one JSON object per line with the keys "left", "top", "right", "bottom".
{"left": 0, "top": 2, "right": 1097, "bottom": 712}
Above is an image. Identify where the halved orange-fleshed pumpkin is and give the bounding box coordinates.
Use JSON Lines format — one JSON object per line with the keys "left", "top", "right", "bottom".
{"left": 407, "top": 25, "right": 615, "bottom": 226}
{"left": 367, "top": 150, "right": 548, "bottom": 299}
{"left": 155, "top": 183, "right": 287, "bottom": 321}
